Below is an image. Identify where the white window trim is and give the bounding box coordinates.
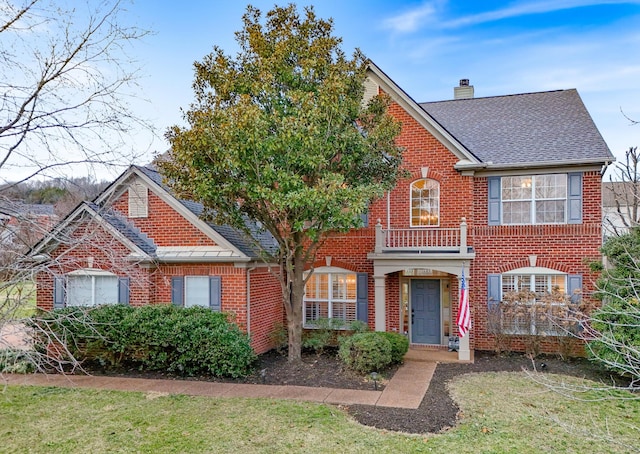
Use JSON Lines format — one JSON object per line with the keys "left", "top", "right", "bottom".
{"left": 66, "top": 269, "right": 118, "bottom": 306}
{"left": 499, "top": 269, "right": 569, "bottom": 336}
{"left": 501, "top": 174, "right": 567, "bottom": 225}
{"left": 410, "top": 178, "right": 440, "bottom": 227}
{"left": 303, "top": 267, "right": 357, "bottom": 328}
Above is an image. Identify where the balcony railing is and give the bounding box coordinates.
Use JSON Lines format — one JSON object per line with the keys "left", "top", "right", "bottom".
{"left": 374, "top": 218, "right": 469, "bottom": 253}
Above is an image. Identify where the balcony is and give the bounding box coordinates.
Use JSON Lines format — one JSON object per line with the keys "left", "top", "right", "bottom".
{"left": 374, "top": 218, "right": 470, "bottom": 254}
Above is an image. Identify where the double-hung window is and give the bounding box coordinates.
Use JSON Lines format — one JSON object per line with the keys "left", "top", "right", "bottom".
{"left": 304, "top": 272, "right": 356, "bottom": 326}
{"left": 489, "top": 173, "right": 582, "bottom": 225}
{"left": 54, "top": 269, "right": 130, "bottom": 307}
{"left": 171, "top": 276, "right": 221, "bottom": 310}
{"left": 502, "top": 175, "right": 567, "bottom": 224}
{"left": 303, "top": 269, "right": 368, "bottom": 327}
{"left": 488, "top": 270, "right": 582, "bottom": 336}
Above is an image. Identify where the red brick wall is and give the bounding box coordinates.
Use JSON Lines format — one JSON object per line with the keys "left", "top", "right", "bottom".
{"left": 36, "top": 218, "right": 151, "bottom": 310}
{"left": 154, "top": 263, "right": 248, "bottom": 328}
{"left": 469, "top": 171, "right": 603, "bottom": 352}
{"left": 248, "top": 266, "right": 284, "bottom": 354}
{"left": 112, "top": 188, "right": 217, "bottom": 247}
{"left": 369, "top": 103, "right": 474, "bottom": 229}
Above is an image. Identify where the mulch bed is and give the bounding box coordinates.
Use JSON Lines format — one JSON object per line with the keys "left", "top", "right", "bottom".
{"left": 81, "top": 349, "right": 624, "bottom": 435}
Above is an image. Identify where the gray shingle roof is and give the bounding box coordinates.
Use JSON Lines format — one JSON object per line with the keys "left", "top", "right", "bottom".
{"left": 420, "top": 89, "right": 613, "bottom": 166}
{"left": 86, "top": 202, "right": 157, "bottom": 256}
{"left": 134, "top": 165, "right": 278, "bottom": 258}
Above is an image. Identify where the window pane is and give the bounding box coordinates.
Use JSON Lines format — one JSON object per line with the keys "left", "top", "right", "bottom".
{"left": 536, "top": 200, "right": 565, "bottom": 223}
{"left": 331, "top": 301, "right": 356, "bottom": 322}
{"left": 411, "top": 179, "right": 439, "bottom": 226}
{"left": 551, "top": 275, "right": 565, "bottom": 293}
{"left": 535, "top": 174, "right": 566, "bottom": 199}
{"left": 67, "top": 276, "right": 92, "bottom": 306}
{"left": 534, "top": 275, "right": 549, "bottom": 294}
{"left": 305, "top": 301, "right": 328, "bottom": 323}
{"left": 502, "top": 177, "right": 532, "bottom": 200}
{"left": 185, "top": 276, "right": 209, "bottom": 307}
{"left": 503, "top": 201, "right": 531, "bottom": 224}
{"left": 95, "top": 276, "right": 118, "bottom": 305}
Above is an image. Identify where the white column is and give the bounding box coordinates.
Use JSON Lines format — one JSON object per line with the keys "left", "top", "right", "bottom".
{"left": 458, "top": 331, "right": 471, "bottom": 361}
{"left": 374, "top": 275, "right": 386, "bottom": 331}
{"left": 458, "top": 269, "right": 471, "bottom": 361}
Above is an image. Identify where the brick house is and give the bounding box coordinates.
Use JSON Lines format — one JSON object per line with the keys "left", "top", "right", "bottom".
{"left": 32, "top": 63, "right": 613, "bottom": 358}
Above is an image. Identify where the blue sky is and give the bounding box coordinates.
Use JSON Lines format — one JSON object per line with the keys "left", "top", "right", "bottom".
{"left": 127, "top": 0, "right": 640, "bottom": 173}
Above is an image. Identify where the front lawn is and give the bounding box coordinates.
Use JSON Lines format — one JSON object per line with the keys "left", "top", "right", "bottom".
{"left": 1, "top": 372, "right": 638, "bottom": 453}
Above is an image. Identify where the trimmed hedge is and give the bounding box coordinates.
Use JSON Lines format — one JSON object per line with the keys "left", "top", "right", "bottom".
{"left": 34, "top": 305, "right": 256, "bottom": 378}
{"left": 376, "top": 332, "right": 409, "bottom": 363}
{"left": 338, "top": 332, "right": 392, "bottom": 373}
{"left": 338, "top": 331, "right": 409, "bottom": 373}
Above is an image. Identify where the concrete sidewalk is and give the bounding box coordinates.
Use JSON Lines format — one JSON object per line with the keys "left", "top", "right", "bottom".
{"left": 2, "top": 357, "right": 439, "bottom": 409}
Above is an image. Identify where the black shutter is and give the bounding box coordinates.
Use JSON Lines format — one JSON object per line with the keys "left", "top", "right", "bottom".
{"left": 356, "top": 273, "right": 368, "bottom": 323}
{"left": 171, "top": 277, "right": 184, "bottom": 306}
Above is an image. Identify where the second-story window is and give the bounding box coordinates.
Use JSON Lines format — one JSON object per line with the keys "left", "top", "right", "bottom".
{"left": 502, "top": 174, "right": 567, "bottom": 224}
{"left": 411, "top": 178, "right": 439, "bottom": 226}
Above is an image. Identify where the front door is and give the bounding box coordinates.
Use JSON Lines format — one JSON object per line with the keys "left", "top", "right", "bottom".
{"left": 411, "top": 279, "right": 441, "bottom": 344}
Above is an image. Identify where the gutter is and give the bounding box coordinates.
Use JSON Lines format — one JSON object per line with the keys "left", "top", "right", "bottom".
{"left": 246, "top": 264, "right": 256, "bottom": 336}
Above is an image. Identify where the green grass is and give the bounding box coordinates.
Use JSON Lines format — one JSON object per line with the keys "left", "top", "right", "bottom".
{"left": 1, "top": 280, "right": 36, "bottom": 319}
{"left": 1, "top": 372, "right": 638, "bottom": 453}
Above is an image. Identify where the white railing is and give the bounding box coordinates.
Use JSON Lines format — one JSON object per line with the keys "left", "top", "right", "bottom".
{"left": 374, "top": 218, "right": 468, "bottom": 253}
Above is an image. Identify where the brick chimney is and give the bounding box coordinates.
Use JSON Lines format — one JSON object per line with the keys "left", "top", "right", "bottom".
{"left": 454, "top": 79, "right": 474, "bottom": 99}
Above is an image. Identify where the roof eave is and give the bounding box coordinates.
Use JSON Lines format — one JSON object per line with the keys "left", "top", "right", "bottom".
{"left": 366, "top": 61, "right": 481, "bottom": 166}
{"left": 484, "top": 156, "right": 614, "bottom": 170}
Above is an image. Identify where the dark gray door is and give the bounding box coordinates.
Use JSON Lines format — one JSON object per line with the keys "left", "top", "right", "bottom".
{"left": 411, "top": 279, "right": 441, "bottom": 344}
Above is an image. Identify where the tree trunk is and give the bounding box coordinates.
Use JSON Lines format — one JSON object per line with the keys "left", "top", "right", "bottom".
{"left": 284, "top": 240, "right": 307, "bottom": 362}
{"left": 287, "top": 312, "right": 302, "bottom": 361}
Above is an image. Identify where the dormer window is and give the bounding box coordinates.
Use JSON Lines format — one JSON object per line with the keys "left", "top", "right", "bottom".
{"left": 411, "top": 179, "right": 440, "bottom": 227}
{"left": 128, "top": 182, "right": 148, "bottom": 218}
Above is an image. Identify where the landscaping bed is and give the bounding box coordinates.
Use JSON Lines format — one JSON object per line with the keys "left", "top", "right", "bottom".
{"left": 68, "top": 348, "right": 628, "bottom": 435}
{"left": 82, "top": 347, "right": 399, "bottom": 391}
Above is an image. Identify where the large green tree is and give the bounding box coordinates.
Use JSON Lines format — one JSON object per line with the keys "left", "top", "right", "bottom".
{"left": 160, "top": 4, "right": 403, "bottom": 361}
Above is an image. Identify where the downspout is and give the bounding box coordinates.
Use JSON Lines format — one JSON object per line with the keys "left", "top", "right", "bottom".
{"left": 246, "top": 264, "right": 256, "bottom": 336}
{"left": 386, "top": 191, "right": 391, "bottom": 230}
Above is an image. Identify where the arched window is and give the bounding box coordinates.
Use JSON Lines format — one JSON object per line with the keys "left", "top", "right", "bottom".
{"left": 411, "top": 179, "right": 439, "bottom": 226}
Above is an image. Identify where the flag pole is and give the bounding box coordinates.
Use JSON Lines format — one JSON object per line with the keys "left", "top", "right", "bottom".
{"left": 458, "top": 261, "right": 471, "bottom": 361}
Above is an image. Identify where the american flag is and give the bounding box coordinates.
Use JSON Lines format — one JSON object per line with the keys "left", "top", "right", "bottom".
{"left": 457, "top": 268, "right": 471, "bottom": 337}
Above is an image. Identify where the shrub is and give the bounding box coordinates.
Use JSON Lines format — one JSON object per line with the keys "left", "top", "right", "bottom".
{"left": 338, "top": 332, "right": 392, "bottom": 374}
{"left": 33, "top": 305, "right": 256, "bottom": 378}
{"left": 0, "top": 350, "right": 35, "bottom": 374}
{"left": 376, "top": 332, "right": 409, "bottom": 363}
{"left": 587, "top": 298, "right": 640, "bottom": 381}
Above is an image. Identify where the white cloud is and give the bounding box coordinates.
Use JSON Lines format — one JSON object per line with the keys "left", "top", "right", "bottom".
{"left": 443, "top": 0, "right": 640, "bottom": 29}
{"left": 382, "top": 2, "right": 439, "bottom": 33}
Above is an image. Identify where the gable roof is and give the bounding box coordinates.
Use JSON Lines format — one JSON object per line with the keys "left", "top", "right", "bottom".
{"left": 95, "top": 165, "right": 278, "bottom": 260}
{"left": 366, "top": 62, "right": 482, "bottom": 169}
{"left": 420, "top": 89, "right": 613, "bottom": 169}
{"left": 85, "top": 202, "right": 157, "bottom": 256}
{"left": 30, "top": 202, "right": 155, "bottom": 260}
